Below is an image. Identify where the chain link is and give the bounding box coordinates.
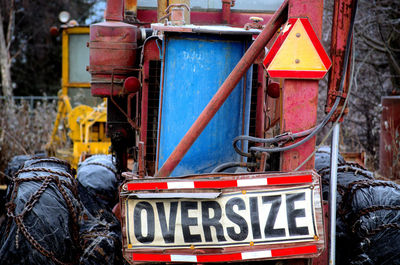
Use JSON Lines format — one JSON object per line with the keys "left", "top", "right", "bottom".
{"left": 5, "top": 165, "right": 81, "bottom": 265}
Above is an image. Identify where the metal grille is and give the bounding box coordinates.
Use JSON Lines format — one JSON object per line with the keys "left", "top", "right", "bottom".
{"left": 146, "top": 60, "right": 161, "bottom": 163}
{"left": 249, "top": 64, "right": 259, "bottom": 140}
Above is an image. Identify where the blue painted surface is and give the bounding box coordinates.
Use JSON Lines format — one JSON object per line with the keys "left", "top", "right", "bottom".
{"left": 157, "top": 33, "right": 253, "bottom": 176}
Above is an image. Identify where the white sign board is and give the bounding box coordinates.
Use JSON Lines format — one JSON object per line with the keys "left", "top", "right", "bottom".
{"left": 125, "top": 186, "right": 317, "bottom": 248}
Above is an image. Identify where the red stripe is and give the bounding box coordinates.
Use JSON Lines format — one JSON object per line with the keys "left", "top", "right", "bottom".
{"left": 131, "top": 245, "right": 318, "bottom": 262}
{"left": 132, "top": 253, "right": 171, "bottom": 262}
{"left": 268, "top": 70, "right": 327, "bottom": 79}
{"left": 197, "top": 253, "right": 242, "bottom": 262}
{"left": 267, "top": 175, "right": 313, "bottom": 185}
{"left": 271, "top": 245, "right": 318, "bottom": 257}
{"left": 300, "top": 18, "right": 331, "bottom": 69}
{"left": 127, "top": 182, "right": 168, "bottom": 191}
{"left": 127, "top": 175, "right": 313, "bottom": 190}
{"left": 194, "top": 180, "right": 238, "bottom": 189}
{"left": 263, "top": 18, "right": 296, "bottom": 68}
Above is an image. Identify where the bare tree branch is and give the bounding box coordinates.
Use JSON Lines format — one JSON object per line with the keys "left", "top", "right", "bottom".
{"left": 359, "top": 33, "right": 387, "bottom": 52}
{"left": 6, "top": 0, "right": 15, "bottom": 53}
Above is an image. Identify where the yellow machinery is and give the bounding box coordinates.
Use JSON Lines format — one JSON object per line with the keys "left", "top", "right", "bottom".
{"left": 46, "top": 26, "right": 111, "bottom": 168}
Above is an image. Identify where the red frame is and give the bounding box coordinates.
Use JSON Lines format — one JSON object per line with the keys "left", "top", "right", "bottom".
{"left": 120, "top": 171, "right": 325, "bottom": 264}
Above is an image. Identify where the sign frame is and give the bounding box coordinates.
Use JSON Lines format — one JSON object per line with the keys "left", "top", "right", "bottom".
{"left": 263, "top": 17, "right": 332, "bottom": 79}
{"left": 120, "top": 170, "right": 325, "bottom": 264}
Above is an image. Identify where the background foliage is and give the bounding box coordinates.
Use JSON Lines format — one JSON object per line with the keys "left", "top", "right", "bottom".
{"left": 0, "top": 0, "right": 98, "bottom": 96}
{"left": 319, "top": 0, "right": 399, "bottom": 170}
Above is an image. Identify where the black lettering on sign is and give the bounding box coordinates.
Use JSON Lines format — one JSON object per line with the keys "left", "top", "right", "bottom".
{"left": 134, "top": 201, "right": 155, "bottom": 243}
{"left": 249, "top": 197, "right": 261, "bottom": 239}
{"left": 226, "top": 198, "right": 248, "bottom": 241}
{"left": 201, "top": 201, "right": 226, "bottom": 242}
{"left": 286, "top": 192, "right": 309, "bottom": 236}
{"left": 181, "top": 201, "right": 202, "bottom": 243}
{"left": 262, "top": 195, "right": 285, "bottom": 238}
{"left": 156, "top": 202, "right": 178, "bottom": 243}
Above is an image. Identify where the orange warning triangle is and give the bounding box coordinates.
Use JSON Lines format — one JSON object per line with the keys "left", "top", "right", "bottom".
{"left": 263, "top": 18, "right": 331, "bottom": 79}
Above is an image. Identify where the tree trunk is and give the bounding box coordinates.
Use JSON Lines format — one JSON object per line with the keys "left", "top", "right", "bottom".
{"left": 0, "top": 5, "right": 14, "bottom": 102}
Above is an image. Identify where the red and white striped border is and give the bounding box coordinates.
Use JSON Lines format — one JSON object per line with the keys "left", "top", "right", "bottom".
{"left": 125, "top": 174, "right": 313, "bottom": 191}
{"left": 131, "top": 245, "right": 318, "bottom": 262}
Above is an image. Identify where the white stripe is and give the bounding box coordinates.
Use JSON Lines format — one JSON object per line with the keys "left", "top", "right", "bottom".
{"left": 241, "top": 250, "right": 272, "bottom": 260}
{"left": 170, "top": 255, "right": 197, "bottom": 262}
{"left": 167, "top": 181, "right": 195, "bottom": 189}
{"left": 237, "top": 178, "right": 268, "bottom": 187}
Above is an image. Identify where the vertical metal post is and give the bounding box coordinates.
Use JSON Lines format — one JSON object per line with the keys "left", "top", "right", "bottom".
{"left": 281, "top": 0, "right": 324, "bottom": 171}
{"left": 329, "top": 123, "right": 340, "bottom": 265}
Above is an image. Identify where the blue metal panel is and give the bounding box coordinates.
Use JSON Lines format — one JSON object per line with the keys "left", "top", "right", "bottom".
{"left": 157, "top": 33, "right": 252, "bottom": 176}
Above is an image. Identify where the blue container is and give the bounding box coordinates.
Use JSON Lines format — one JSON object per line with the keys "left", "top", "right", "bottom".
{"left": 157, "top": 30, "right": 253, "bottom": 176}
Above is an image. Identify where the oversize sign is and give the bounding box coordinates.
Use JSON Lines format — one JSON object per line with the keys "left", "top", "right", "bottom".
{"left": 125, "top": 186, "right": 317, "bottom": 248}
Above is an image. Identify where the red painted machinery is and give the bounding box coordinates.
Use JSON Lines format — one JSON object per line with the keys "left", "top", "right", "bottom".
{"left": 88, "top": 0, "right": 357, "bottom": 264}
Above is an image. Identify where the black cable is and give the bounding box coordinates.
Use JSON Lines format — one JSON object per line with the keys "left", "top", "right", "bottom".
{"left": 211, "top": 162, "right": 258, "bottom": 173}
{"left": 234, "top": 0, "right": 358, "bottom": 155}
{"left": 233, "top": 127, "right": 314, "bottom": 157}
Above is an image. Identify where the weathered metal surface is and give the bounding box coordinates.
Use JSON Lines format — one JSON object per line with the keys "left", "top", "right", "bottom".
{"left": 156, "top": 32, "right": 253, "bottom": 177}
{"left": 169, "top": 1, "right": 191, "bottom": 24}
{"left": 140, "top": 38, "right": 161, "bottom": 175}
{"left": 106, "top": 0, "right": 124, "bottom": 21}
{"left": 89, "top": 0, "right": 138, "bottom": 97}
{"left": 155, "top": 0, "right": 288, "bottom": 178}
{"left": 379, "top": 96, "right": 400, "bottom": 180}
{"left": 341, "top": 152, "right": 366, "bottom": 167}
{"left": 255, "top": 64, "right": 266, "bottom": 140}
{"left": 326, "top": 0, "right": 354, "bottom": 121}
{"left": 89, "top": 21, "right": 138, "bottom": 96}
{"left": 158, "top": 0, "right": 190, "bottom": 24}
{"left": 151, "top": 23, "right": 261, "bottom": 35}
{"left": 138, "top": 9, "right": 274, "bottom": 27}
{"left": 222, "top": 0, "right": 232, "bottom": 24}
{"left": 120, "top": 170, "right": 325, "bottom": 264}
{"left": 281, "top": 0, "right": 323, "bottom": 172}
{"left": 139, "top": 0, "right": 284, "bottom": 12}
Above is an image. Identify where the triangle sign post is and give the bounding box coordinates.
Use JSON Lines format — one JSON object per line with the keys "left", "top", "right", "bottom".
{"left": 263, "top": 18, "right": 332, "bottom": 79}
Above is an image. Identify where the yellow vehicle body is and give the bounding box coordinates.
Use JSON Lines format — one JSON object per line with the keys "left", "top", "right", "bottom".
{"left": 46, "top": 26, "right": 111, "bottom": 168}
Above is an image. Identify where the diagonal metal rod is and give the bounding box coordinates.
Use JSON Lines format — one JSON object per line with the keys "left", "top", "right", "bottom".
{"left": 155, "top": 0, "right": 288, "bottom": 178}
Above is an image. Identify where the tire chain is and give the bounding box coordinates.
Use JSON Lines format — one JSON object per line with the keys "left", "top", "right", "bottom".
{"left": 5, "top": 165, "right": 81, "bottom": 265}
{"left": 317, "top": 162, "right": 400, "bottom": 244}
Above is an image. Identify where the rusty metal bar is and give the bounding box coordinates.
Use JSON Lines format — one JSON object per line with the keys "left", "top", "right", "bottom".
{"left": 222, "top": 0, "right": 232, "bottom": 24}
{"left": 326, "top": 0, "right": 355, "bottom": 121}
{"left": 379, "top": 96, "right": 400, "bottom": 180}
{"left": 105, "top": 0, "right": 124, "bottom": 21}
{"left": 155, "top": 0, "right": 288, "bottom": 178}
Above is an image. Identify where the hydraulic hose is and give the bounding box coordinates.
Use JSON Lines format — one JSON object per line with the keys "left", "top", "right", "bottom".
{"left": 234, "top": 1, "right": 357, "bottom": 156}
{"left": 211, "top": 162, "right": 258, "bottom": 173}
{"left": 233, "top": 127, "right": 315, "bottom": 157}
